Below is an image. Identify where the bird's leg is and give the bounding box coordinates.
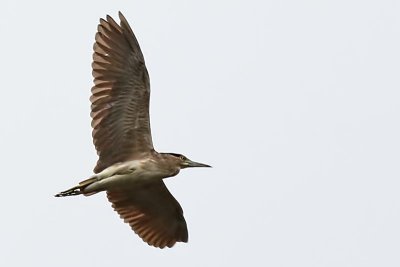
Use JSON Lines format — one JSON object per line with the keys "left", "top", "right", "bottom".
{"left": 55, "top": 175, "right": 99, "bottom": 197}
{"left": 55, "top": 185, "right": 84, "bottom": 197}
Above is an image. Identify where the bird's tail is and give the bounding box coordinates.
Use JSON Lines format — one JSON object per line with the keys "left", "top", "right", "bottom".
{"left": 55, "top": 177, "right": 99, "bottom": 197}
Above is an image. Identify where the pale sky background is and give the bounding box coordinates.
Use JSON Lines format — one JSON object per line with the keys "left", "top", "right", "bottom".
{"left": 1, "top": 0, "right": 400, "bottom": 266}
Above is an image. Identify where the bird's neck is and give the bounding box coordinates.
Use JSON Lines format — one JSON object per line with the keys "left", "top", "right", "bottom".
{"left": 146, "top": 152, "right": 181, "bottom": 178}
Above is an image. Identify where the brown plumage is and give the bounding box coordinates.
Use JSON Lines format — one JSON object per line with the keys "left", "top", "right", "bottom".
{"left": 107, "top": 182, "right": 188, "bottom": 248}
{"left": 55, "top": 12, "right": 210, "bottom": 249}
{"left": 91, "top": 12, "right": 185, "bottom": 248}
{"left": 91, "top": 12, "right": 153, "bottom": 173}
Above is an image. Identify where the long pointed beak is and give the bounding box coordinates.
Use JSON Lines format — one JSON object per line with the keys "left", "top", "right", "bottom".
{"left": 185, "top": 159, "right": 212, "bottom": 168}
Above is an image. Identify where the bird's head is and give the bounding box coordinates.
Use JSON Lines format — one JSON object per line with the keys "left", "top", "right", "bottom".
{"left": 165, "top": 153, "right": 211, "bottom": 169}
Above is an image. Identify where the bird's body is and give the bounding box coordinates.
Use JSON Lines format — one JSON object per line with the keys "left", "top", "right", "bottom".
{"left": 58, "top": 152, "right": 182, "bottom": 196}
{"left": 55, "top": 12, "right": 210, "bottom": 248}
{"left": 89, "top": 155, "right": 178, "bottom": 191}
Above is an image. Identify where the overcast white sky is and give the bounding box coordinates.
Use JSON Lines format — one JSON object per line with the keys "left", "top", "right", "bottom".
{"left": 1, "top": 0, "right": 400, "bottom": 266}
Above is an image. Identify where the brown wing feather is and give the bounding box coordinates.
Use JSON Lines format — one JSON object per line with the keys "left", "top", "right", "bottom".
{"left": 107, "top": 181, "right": 188, "bottom": 248}
{"left": 91, "top": 12, "right": 153, "bottom": 173}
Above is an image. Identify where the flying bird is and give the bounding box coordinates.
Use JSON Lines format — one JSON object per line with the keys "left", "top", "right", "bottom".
{"left": 55, "top": 12, "right": 211, "bottom": 249}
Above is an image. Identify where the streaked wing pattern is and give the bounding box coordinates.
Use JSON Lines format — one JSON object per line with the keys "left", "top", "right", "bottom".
{"left": 91, "top": 12, "right": 153, "bottom": 173}
{"left": 107, "top": 181, "right": 188, "bottom": 248}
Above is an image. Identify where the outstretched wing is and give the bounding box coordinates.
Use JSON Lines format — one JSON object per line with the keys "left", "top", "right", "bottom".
{"left": 107, "top": 181, "right": 188, "bottom": 248}
{"left": 91, "top": 12, "right": 153, "bottom": 173}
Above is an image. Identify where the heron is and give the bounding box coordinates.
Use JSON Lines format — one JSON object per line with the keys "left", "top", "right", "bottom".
{"left": 55, "top": 12, "right": 211, "bottom": 249}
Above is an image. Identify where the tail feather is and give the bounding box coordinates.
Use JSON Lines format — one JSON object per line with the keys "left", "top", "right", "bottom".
{"left": 55, "top": 177, "right": 99, "bottom": 197}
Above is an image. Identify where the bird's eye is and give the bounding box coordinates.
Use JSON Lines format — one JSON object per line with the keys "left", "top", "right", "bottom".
{"left": 180, "top": 155, "right": 186, "bottom": 160}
